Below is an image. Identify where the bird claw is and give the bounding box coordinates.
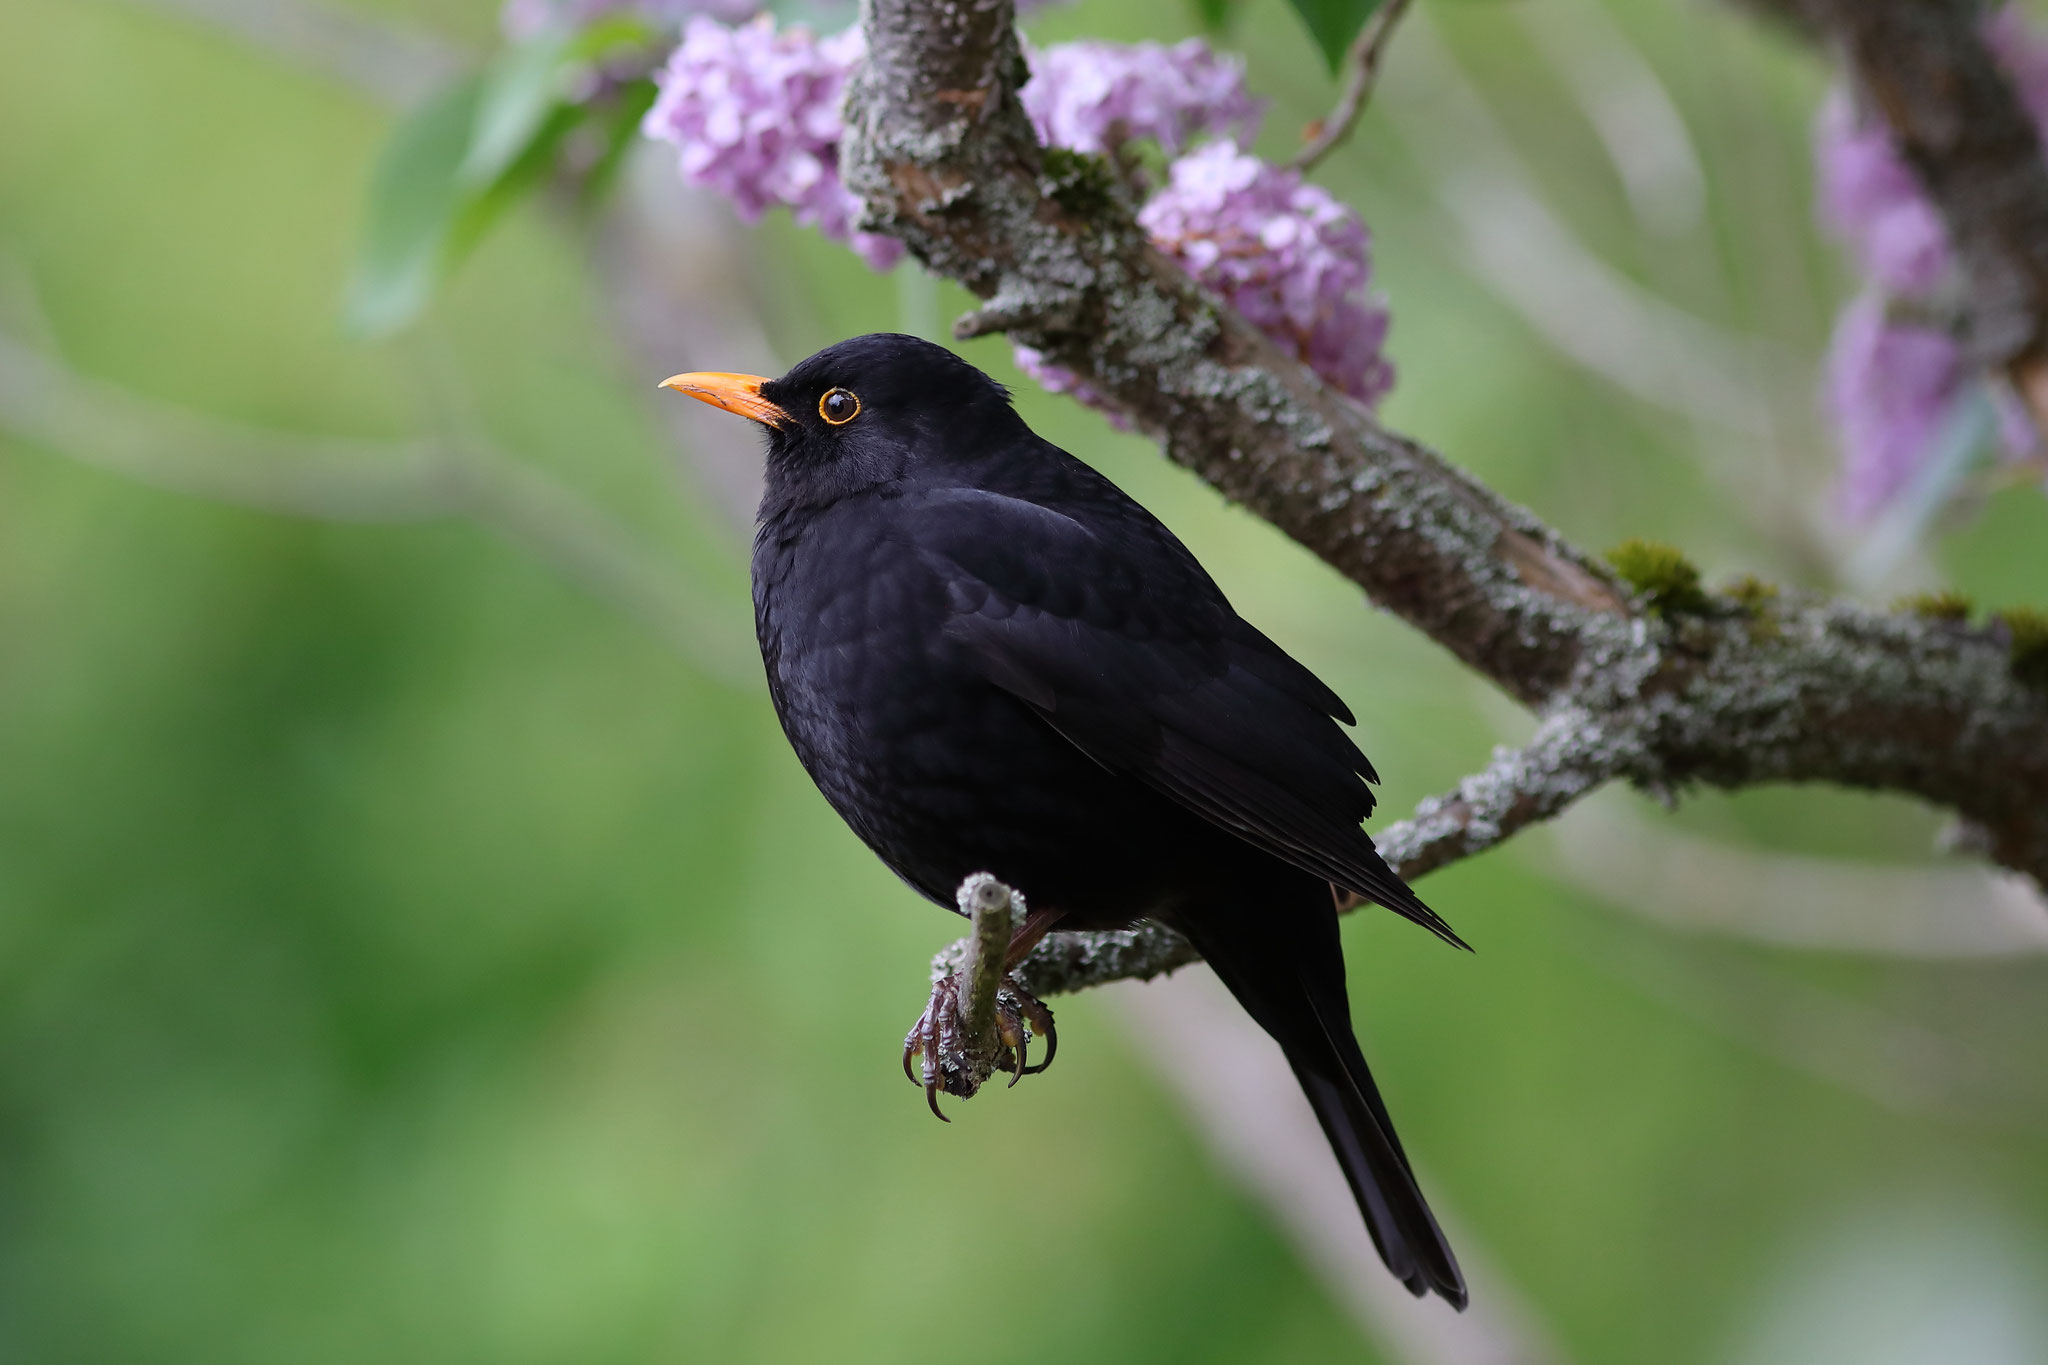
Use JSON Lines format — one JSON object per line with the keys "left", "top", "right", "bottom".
{"left": 999, "top": 980, "right": 1057, "bottom": 1081}
{"left": 902, "top": 972, "right": 1057, "bottom": 1119}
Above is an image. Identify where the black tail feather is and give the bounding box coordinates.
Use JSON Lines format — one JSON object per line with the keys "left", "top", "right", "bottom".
{"left": 1176, "top": 881, "right": 1468, "bottom": 1309}
{"left": 1296, "top": 997, "right": 1466, "bottom": 1307}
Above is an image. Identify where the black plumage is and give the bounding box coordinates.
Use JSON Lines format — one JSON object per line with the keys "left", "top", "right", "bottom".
{"left": 663, "top": 333, "right": 1469, "bottom": 1308}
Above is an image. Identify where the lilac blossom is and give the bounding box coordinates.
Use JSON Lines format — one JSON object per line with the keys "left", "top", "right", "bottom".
{"left": 638, "top": 24, "right": 1394, "bottom": 417}
{"left": 1137, "top": 141, "right": 1393, "bottom": 406}
{"left": 641, "top": 16, "right": 901, "bottom": 269}
{"left": 1826, "top": 294, "right": 1965, "bottom": 520}
{"left": 1816, "top": 6, "right": 2048, "bottom": 296}
{"left": 1813, "top": 89, "right": 1954, "bottom": 298}
{"left": 1815, "top": 4, "right": 2048, "bottom": 514}
{"left": 1019, "top": 39, "right": 1262, "bottom": 156}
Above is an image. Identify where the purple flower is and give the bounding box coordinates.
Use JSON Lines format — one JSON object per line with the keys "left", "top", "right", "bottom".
{"left": 1815, "top": 5, "right": 2048, "bottom": 514}
{"left": 1019, "top": 39, "right": 1262, "bottom": 156}
{"left": 1814, "top": 88, "right": 1955, "bottom": 297}
{"left": 638, "top": 26, "right": 1389, "bottom": 412}
{"left": 1826, "top": 293, "right": 1965, "bottom": 520}
{"left": 1815, "top": 6, "right": 2048, "bottom": 298}
{"left": 1138, "top": 141, "right": 1393, "bottom": 406}
{"left": 642, "top": 16, "right": 901, "bottom": 270}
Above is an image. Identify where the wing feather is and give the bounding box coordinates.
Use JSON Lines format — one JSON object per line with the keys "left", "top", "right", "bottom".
{"left": 904, "top": 484, "right": 1467, "bottom": 950}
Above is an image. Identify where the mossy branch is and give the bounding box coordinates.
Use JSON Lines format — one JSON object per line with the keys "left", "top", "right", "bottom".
{"left": 843, "top": 0, "right": 2048, "bottom": 963}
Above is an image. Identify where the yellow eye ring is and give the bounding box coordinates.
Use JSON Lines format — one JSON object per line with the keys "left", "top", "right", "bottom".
{"left": 819, "top": 388, "right": 861, "bottom": 425}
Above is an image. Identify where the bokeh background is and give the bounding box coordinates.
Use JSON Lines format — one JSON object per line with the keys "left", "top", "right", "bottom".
{"left": 3, "top": 0, "right": 2047, "bottom": 1361}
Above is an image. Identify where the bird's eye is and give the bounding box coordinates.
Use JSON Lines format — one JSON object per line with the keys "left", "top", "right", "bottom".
{"left": 818, "top": 388, "right": 861, "bottom": 425}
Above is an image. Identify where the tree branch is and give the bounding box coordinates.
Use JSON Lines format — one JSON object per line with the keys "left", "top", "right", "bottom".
{"left": 955, "top": 873, "right": 1020, "bottom": 1055}
{"left": 0, "top": 325, "right": 755, "bottom": 684}
{"left": 846, "top": 2, "right": 1633, "bottom": 707}
{"left": 841, "top": 0, "right": 2048, "bottom": 977}
{"left": 1014, "top": 713, "right": 1622, "bottom": 997}
{"left": 1288, "top": 0, "right": 1418, "bottom": 171}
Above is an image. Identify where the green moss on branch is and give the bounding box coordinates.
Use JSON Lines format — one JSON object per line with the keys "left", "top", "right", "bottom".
{"left": 1896, "top": 590, "right": 1974, "bottom": 622}
{"left": 1997, "top": 607, "right": 2048, "bottom": 689}
{"left": 1605, "top": 539, "right": 1709, "bottom": 616}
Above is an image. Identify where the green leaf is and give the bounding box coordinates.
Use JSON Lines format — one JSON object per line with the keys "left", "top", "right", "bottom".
{"left": 580, "top": 78, "right": 661, "bottom": 208}
{"left": 344, "top": 74, "right": 485, "bottom": 339}
{"left": 449, "top": 102, "right": 583, "bottom": 263}
{"left": 1284, "top": 0, "right": 1386, "bottom": 72}
{"left": 462, "top": 18, "right": 652, "bottom": 188}
{"left": 461, "top": 32, "right": 575, "bottom": 188}
{"left": 344, "top": 81, "right": 589, "bottom": 338}
{"left": 1190, "top": 0, "right": 1240, "bottom": 31}
{"left": 345, "top": 14, "right": 662, "bottom": 338}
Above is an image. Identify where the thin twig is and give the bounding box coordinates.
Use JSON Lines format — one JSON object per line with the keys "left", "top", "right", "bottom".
{"left": 115, "top": 0, "right": 463, "bottom": 107}
{"left": 0, "top": 324, "right": 755, "bottom": 685}
{"left": 1548, "top": 790, "right": 2048, "bottom": 959}
{"left": 955, "top": 873, "right": 1019, "bottom": 1049}
{"left": 1288, "top": 0, "right": 1418, "bottom": 172}
{"left": 1014, "top": 711, "right": 1624, "bottom": 998}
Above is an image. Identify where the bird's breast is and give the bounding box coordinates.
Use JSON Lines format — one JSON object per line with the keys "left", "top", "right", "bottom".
{"left": 753, "top": 508, "right": 972, "bottom": 792}
{"left": 748, "top": 502, "right": 1160, "bottom": 911}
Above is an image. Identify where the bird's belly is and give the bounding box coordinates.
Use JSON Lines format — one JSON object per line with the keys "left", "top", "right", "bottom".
{"left": 772, "top": 650, "right": 1192, "bottom": 927}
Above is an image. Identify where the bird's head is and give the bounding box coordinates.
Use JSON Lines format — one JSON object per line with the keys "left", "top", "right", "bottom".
{"left": 660, "top": 333, "right": 1026, "bottom": 507}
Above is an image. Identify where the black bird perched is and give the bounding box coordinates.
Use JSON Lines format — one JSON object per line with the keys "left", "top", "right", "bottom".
{"left": 661, "top": 333, "right": 1469, "bottom": 1309}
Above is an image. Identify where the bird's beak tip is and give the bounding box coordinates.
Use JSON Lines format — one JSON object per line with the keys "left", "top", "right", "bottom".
{"left": 656, "top": 370, "right": 789, "bottom": 427}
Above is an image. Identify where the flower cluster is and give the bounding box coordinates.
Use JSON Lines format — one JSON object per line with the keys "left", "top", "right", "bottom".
{"left": 1825, "top": 296, "right": 1964, "bottom": 521}
{"left": 641, "top": 15, "right": 901, "bottom": 269}
{"left": 641, "top": 19, "right": 1392, "bottom": 415}
{"left": 1815, "top": 5, "right": 2047, "bottom": 517}
{"left": 1018, "top": 39, "right": 1262, "bottom": 156}
{"left": 1140, "top": 142, "right": 1392, "bottom": 405}
{"left": 1015, "top": 145, "right": 1390, "bottom": 414}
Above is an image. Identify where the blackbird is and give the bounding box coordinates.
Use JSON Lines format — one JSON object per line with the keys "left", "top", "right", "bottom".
{"left": 662, "top": 332, "right": 1468, "bottom": 1308}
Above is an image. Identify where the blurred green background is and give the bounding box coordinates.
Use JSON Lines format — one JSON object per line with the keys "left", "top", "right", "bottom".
{"left": 2, "top": 0, "right": 2046, "bottom": 1361}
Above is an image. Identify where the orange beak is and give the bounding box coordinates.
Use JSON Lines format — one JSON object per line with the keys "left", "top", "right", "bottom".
{"left": 657, "top": 371, "right": 791, "bottom": 427}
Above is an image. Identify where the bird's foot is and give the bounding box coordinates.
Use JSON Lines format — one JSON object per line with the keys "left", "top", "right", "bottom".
{"left": 902, "top": 971, "right": 1057, "bottom": 1120}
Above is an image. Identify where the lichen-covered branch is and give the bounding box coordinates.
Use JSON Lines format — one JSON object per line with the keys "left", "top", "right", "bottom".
{"left": 911, "top": 875, "right": 1059, "bottom": 1109}
{"left": 843, "top": 0, "right": 1633, "bottom": 710}
{"left": 843, "top": 0, "right": 2048, "bottom": 954}
{"left": 954, "top": 873, "right": 1019, "bottom": 1052}
{"left": 1015, "top": 713, "right": 1621, "bottom": 996}
{"left": 1012, "top": 592, "right": 2048, "bottom": 994}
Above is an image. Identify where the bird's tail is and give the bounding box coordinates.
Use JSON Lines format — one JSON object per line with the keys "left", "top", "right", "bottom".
{"left": 1177, "top": 888, "right": 1468, "bottom": 1309}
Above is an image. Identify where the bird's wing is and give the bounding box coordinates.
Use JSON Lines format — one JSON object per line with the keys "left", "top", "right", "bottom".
{"left": 902, "top": 485, "right": 1465, "bottom": 949}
